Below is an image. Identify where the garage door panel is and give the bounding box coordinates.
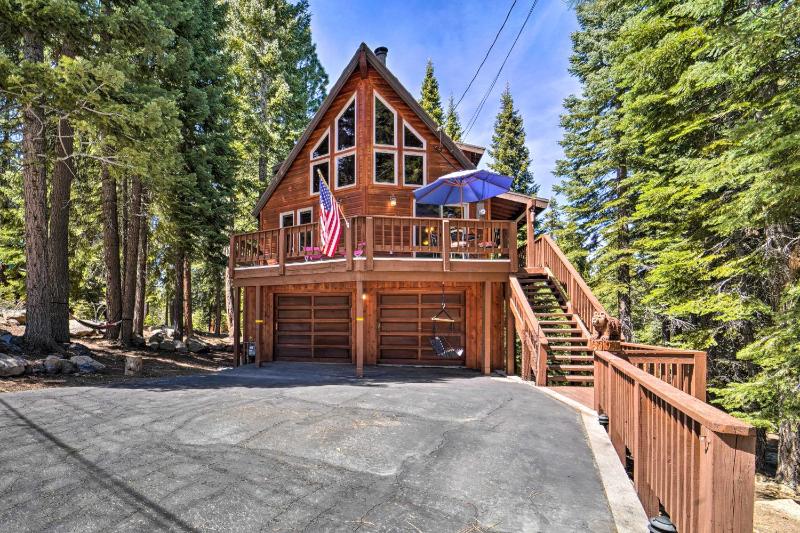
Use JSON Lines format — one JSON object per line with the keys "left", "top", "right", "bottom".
{"left": 274, "top": 293, "right": 352, "bottom": 362}
{"left": 378, "top": 292, "right": 465, "bottom": 365}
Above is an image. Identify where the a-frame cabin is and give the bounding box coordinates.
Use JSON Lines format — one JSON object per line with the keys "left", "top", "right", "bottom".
{"left": 231, "top": 43, "right": 549, "bottom": 375}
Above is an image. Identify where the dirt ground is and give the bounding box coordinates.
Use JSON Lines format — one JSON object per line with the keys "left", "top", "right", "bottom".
{"left": 754, "top": 476, "right": 800, "bottom": 532}
{"left": 0, "top": 323, "right": 233, "bottom": 394}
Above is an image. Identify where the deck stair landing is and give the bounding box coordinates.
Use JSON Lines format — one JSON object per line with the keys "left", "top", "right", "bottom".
{"left": 517, "top": 274, "right": 594, "bottom": 385}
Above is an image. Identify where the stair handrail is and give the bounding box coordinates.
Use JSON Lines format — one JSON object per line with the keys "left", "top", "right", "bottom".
{"left": 531, "top": 234, "right": 607, "bottom": 331}
{"left": 509, "top": 275, "right": 549, "bottom": 385}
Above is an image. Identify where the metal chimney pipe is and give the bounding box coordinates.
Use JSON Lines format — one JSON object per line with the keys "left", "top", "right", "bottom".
{"left": 374, "top": 46, "right": 388, "bottom": 65}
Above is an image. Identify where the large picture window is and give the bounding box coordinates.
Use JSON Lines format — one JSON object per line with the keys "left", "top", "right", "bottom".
{"left": 374, "top": 151, "right": 396, "bottom": 185}
{"left": 404, "top": 153, "right": 425, "bottom": 186}
{"left": 374, "top": 93, "right": 395, "bottom": 146}
{"left": 336, "top": 96, "right": 356, "bottom": 151}
{"left": 336, "top": 153, "right": 356, "bottom": 189}
{"left": 310, "top": 160, "right": 330, "bottom": 195}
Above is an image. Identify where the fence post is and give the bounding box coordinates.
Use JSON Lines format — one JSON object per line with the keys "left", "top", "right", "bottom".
{"left": 278, "top": 228, "right": 286, "bottom": 276}
{"left": 442, "top": 219, "right": 450, "bottom": 271}
{"left": 508, "top": 222, "right": 518, "bottom": 272}
{"left": 346, "top": 221, "right": 353, "bottom": 271}
{"left": 365, "top": 216, "right": 374, "bottom": 271}
{"left": 693, "top": 351, "right": 707, "bottom": 402}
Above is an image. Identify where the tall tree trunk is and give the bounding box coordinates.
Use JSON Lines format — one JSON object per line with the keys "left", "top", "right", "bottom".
{"left": 214, "top": 270, "right": 222, "bottom": 336}
{"left": 120, "top": 176, "right": 129, "bottom": 289}
{"left": 21, "top": 30, "right": 53, "bottom": 350}
{"left": 164, "top": 288, "right": 171, "bottom": 327}
{"left": 100, "top": 160, "right": 122, "bottom": 340}
{"left": 173, "top": 251, "right": 184, "bottom": 339}
{"left": 224, "top": 264, "right": 234, "bottom": 336}
{"left": 615, "top": 165, "right": 633, "bottom": 342}
{"left": 777, "top": 420, "right": 800, "bottom": 489}
{"left": 133, "top": 194, "right": 149, "bottom": 336}
{"left": 49, "top": 111, "right": 75, "bottom": 343}
{"left": 121, "top": 176, "right": 142, "bottom": 345}
{"left": 183, "top": 254, "right": 193, "bottom": 338}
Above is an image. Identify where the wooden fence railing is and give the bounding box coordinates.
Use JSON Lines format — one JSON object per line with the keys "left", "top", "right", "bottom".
{"left": 232, "top": 216, "right": 517, "bottom": 273}
{"left": 621, "top": 342, "right": 707, "bottom": 401}
{"left": 508, "top": 276, "right": 549, "bottom": 384}
{"left": 595, "top": 350, "right": 755, "bottom": 533}
{"left": 529, "top": 235, "right": 607, "bottom": 330}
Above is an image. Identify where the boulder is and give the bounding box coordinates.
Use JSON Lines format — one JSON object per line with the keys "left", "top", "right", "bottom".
{"left": 185, "top": 337, "right": 209, "bottom": 353}
{"left": 69, "top": 355, "right": 105, "bottom": 373}
{"left": 174, "top": 340, "right": 187, "bottom": 353}
{"left": 29, "top": 360, "right": 45, "bottom": 374}
{"left": 148, "top": 341, "right": 160, "bottom": 351}
{"left": 0, "top": 353, "right": 27, "bottom": 377}
{"left": 69, "top": 319, "right": 95, "bottom": 339}
{"left": 2, "top": 309, "right": 26, "bottom": 325}
{"left": 0, "top": 334, "right": 22, "bottom": 355}
{"left": 147, "top": 331, "right": 165, "bottom": 345}
{"left": 44, "top": 355, "right": 64, "bottom": 374}
{"left": 66, "top": 343, "right": 93, "bottom": 358}
{"left": 159, "top": 339, "right": 176, "bottom": 352}
{"left": 60, "top": 359, "right": 76, "bottom": 374}
{"left": 130, "top": 334, "right": 146, "bottom": 347}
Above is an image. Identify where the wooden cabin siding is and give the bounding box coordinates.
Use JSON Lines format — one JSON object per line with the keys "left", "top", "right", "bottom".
{"left": 242, "top": 280, "right": 507, "bottom": 372}
{"left": 258, "top": 63, "right": 477, "bottom": 229}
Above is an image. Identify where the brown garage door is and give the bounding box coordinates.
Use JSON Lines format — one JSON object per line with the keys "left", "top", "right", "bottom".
{"left": 377, "top": 292, "right": 465, "bottom": 365}
{"left": 274, "top": 294, "right": 351, "bottom": 362}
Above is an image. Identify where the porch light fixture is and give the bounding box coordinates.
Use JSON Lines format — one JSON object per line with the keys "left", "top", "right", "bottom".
{"left": 389, "top": 194, "right": 397, "bottom": 207}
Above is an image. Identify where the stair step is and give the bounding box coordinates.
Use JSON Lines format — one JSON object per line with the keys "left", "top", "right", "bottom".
{"left": 548, "top": 343, "right": 592, "bottom": 350}
{"left": 531, "top": 305, "right": 568, "bottom": 310}
{"left": 542, "top": 328, "right": 583, "bottom": 334}
{"left": 548, "top": 375, "right": 595, "bottom": 384}
{"left": 538, "top": 320, "right": 577, "bottom": 326}
{"left": 553, "top": 355, "right": 594, "bottom": 361}
{"left": 550, "top": 364, "right": 594, "bottom": 372}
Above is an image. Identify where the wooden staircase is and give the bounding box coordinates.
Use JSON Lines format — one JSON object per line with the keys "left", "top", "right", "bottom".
{"left": 516, "top": 274, "right": 594, "bottom": 385}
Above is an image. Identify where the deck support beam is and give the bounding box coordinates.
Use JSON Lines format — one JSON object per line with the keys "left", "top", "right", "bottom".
{"left": 233, "top": 285, "right": 241, "bottom": 367}
{"left": 255, "top": 286, "right": 262, "bottom": 367}
{"left": 355, "top": 280, "right": 365, "bottom": 378}
{"left": 525, "top": 201, "right": 535, "bottom": 269}
{"left": 505, "top": 283, "right": 515, "bottom": 375}
{"left": 483, "top": 281, "right": 491, "bottom": 375}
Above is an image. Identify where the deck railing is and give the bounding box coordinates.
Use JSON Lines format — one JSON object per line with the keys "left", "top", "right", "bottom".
{"left": 509, "top": 276, "right": 549, "bottom": 384}
{"left": 232, "top": 215, "right": 517, "bottom": 274}
{"left": 621, "top": 342, "right": 707, "bottom": 401}
{"left": 529, "top": 235, "right": 607, "bottom": 330}
{"left": 594, "top": 350, "right": 755, "bottom": 533}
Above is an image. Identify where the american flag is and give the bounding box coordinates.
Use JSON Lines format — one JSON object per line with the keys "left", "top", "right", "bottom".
{"left": 318, "top": 176, "right": 341, "bottom": 257}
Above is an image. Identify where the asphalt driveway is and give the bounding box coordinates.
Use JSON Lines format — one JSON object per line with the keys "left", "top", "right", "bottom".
{"left": 0, "top": 363, "right": 614, "bottom": 532}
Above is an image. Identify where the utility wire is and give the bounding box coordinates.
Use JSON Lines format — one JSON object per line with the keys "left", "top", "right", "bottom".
{"left": 463, "top": 0, "right": 538, "bottom": 138}
{"left": 453, "top": 0, "right": 517, "bottom": 110}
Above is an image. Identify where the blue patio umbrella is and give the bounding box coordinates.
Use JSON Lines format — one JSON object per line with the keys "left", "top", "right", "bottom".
{"left": 413, "top": 169, "right": 513, "bottom": 205}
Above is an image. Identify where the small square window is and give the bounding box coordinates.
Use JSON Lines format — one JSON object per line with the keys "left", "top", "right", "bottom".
{"left": 311, "top": 161, "right": 330, "bottom": 194}
{"left": 336, "top": 154, "right": 356, "bottom": 188}
{"left": 374, "top": 151, "right": 396, "bottom": 185}
{"left": 298, "top": 209, "right": 312, "bottom": 225}
{"left": 404, "top": 153, "right": 424, "bottom": 186}
{"left": 280, "top": 212, "right": 295, "bottom": 228}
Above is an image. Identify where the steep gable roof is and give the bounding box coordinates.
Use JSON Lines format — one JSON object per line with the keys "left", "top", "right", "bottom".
{"left": 251, "top": 43, "right": 475, "bottom": 217}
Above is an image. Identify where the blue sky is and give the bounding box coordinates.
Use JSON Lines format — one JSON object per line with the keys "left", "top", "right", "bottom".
{"left": 308, "top": 0, "right": 580, "bottom": 199}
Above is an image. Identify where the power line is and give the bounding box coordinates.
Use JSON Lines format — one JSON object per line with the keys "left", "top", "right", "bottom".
{"left": 453, "top": 0, "right": 517, "bottom": 110}
{"left": 463, "top": 0, "right": 538, "bottom": 138}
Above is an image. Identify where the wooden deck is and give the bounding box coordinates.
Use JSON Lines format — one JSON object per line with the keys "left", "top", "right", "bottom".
{"left": 546, "top": 386, "right": 594, "bottom": 410}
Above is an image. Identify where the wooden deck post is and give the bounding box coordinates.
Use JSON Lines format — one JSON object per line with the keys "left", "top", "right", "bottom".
{"left": 525, "top": 201, "right": 534, "bottom": 268}
{"left": 264, "top": 287, "right": 273, "bottom": 363}
{"left": 355, "top": 280, "right": 365, "bottom": 378}
{"left": 278, "top": 228, "right": 286, "bottom": 276}
{"left": 346, "top": 221, "right": 353, "bottom": 271}
{"left": 233, "top": 285, "right": 240, "bottom": 367}
{"left": 508, "top": 221, "right": 518, "bottom": 272}
{"left": 365, "top": 217, "right": 374, "bottom": 271}
{"left": 255, "top": 286, "right": 262, "bottom": 367}
{"left": 483, "top": 282, "right": 491, "bottom": 375}
{"left": 693, "top": 351, "right": 707, "bottom": 402}
{"left": 505, "top": 283, "right": 515, "bottom": 375}
{"left": 441, "top": 219, "right": 450, "bottom": 271}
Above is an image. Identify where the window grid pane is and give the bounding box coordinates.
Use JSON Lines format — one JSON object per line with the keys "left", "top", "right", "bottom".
{"left": 337, "top": 154, "right": 356, "bottom": 188}
{"left": 337, "top": 101, "right": 356, "bottom": 150}
{"left": 374, "top": 97, "right": 394, "bottom": 146}
{"left": 311, "top": 161, "right": 330, "bottom": 194}
{"left": 374, "top": 152, "right": 395, "bottom": 184}
{"left": 404, "top": 154, "right": 424, "bottom": 185}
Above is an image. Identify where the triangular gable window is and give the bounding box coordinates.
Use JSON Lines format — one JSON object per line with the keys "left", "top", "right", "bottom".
{"left": 403, "top": 124, "right": 425, "bottom": 149}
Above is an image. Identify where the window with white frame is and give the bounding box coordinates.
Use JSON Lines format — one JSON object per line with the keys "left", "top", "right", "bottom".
{"left": 336, "top": 95, "right": 356, "bottom": 151}
{"left": 374, "top": 150, "right": 396, "bottom": 185}
{"left": 403, "top": 124, "right": 425, "bottom": 149}
{"left": 279, "top": 211, "right": 294, "bottom": 228}
{"left": 311, "top": 132, "right": 329, "bottom": 159}
{"left": 336, "top": 153, "right": 356, "bottom": 189}
{"left": 374, "top": 92, "right": 395, "bottom": 146}
{"left": 297, "top": 207, "right": 313, "bottom": 251}
{"left": 403, "top": 152, "right": 425, "bottom": 187}
{"left": 310, "top": 160, "right": 330, "bottom": 195}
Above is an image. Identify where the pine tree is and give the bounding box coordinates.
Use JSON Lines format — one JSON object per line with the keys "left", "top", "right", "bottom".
{"left": 419, "top": 59, "right": 443, "bottom": 126}
{"left": 488, "top": 85, "right": 536, "bottom": 196}
{"left": 443, "top": 95, "right": 462, "bottom": 142}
